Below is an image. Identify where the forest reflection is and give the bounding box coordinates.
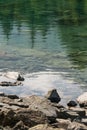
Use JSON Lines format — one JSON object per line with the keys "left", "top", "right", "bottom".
{"left": 0, "top": 0, "right": 87, "bottom": 69}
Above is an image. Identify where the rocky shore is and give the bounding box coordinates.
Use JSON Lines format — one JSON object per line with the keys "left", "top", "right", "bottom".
{"left": 0, "top": 89, "right": 87, "bottom": 130}
{"left": 0, "top": 72, "right": 87, "bottom": 130}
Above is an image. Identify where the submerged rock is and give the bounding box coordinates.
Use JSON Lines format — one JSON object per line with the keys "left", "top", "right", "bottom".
{"left": 45, "top": 89, "right": 61, "bottom": 103}
{"left": 0, "top": 81, "right": 21, "bottom": 86}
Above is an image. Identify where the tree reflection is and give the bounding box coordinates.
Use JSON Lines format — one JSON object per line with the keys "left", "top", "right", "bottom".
{"left": 0, "top": 0, "right": 87, "bottom": 69}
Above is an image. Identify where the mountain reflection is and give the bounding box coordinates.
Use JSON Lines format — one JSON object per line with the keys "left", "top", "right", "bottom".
{"left": 0, "top": 0, "right": 87, "bottom": 69}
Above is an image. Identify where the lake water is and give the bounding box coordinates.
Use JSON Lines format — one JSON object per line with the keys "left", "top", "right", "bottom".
{"left": 0, "top": 0, "right": 87, "bottom": 104}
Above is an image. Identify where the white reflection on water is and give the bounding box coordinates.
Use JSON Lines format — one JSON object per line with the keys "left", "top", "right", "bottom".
{"left": 0, "top": 71, "right": 85, "bottom": 105}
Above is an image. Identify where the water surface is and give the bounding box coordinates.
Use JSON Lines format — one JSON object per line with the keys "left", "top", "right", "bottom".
{"left": 0, "top": 0, "right": 87, "bottom": 103}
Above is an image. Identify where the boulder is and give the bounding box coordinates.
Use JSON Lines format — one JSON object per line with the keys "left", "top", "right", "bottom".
{"left": 77, "top": 92, "right": 87, "bottom": 107}
{"left": 45, "top": 89, "right": 61, "bottom": 103}
{"left": 23, "top": 95, "right": 58, "bottom": 119}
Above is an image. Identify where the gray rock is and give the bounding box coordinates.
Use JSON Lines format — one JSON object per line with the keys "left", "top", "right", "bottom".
{"left": 45, "top": 89, "right": 61, "bottom": 103}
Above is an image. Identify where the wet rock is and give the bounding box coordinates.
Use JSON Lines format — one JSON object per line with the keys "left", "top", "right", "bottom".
{"left": 45, "top": 89, "right": 61, "bottom": 103}
{"left": 67, "top": 100, "right": 77, "bottom": 107}
{"left": 77, "top": 92, "right": 87, "bottom": 107}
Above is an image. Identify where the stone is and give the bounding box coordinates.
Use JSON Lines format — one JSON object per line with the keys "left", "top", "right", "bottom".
{"left": 77, "top": 92, "right": 87, "bottom": 107}
{"left": 0, "top": 81, "right": 21, "bottom": 87}
{"left": 67, "top": 122, "right": 87, "bottom": 130}
{"left": 0, "top": 92, "right": 5, "bottom": 96}
{"left": 17, "top": 74, "right": 24, "bottom": 81}
{"left": 29, "top": 124, "right": 65, "bottom": 130}
{"left": 23, "top": 95, "right": 58, "bottom": 118}
{"left": 57, "top": 109, "right": 79, "bottom": 121}
{"left": 67, "top": 100, "right": 77, "bottom": 107}
{"left": 45, "top": 89, "right": 61, "bottom": 103}
{"left": 13, "top": 121, "right": 28, "bottom": 130}
{"left": 7, "top": 94, "right": 19, "bottom": 99}
{"left": 2, "top": 109, "right": 17, "bottom": 127}
{"left": 15, "top": 109, "right": 48, "bottom": 127}
{"left": 56, "top": 119, "right": 71, "bottom": 129}
{"left": 82, "top": 118, "right": 87, "bottom": 126}
{"left": 69, "top": 107, "right": 86, "bottom": 117}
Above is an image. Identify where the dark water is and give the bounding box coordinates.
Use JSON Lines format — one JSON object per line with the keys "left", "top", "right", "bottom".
{"left": 0, "top": 0, "right": 87, "bottom": 101}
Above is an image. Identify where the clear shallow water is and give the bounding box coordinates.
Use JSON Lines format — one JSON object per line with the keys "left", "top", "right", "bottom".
{"left": 0, "top": 0, "right": 87, "bottom": 102}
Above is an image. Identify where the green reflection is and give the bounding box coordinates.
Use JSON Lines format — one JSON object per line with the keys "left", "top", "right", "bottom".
{"left": 0, "top": 0, "right": 87, "bottom": 70}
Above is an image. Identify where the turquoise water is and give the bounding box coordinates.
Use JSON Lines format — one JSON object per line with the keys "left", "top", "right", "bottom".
{"left": 0, "top": 0, "right": 87, "bottom": 101}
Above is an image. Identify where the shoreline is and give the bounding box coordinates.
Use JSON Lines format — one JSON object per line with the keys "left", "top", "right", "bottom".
{"left": 0, "top": 90, "right": 87, "bottom": 130}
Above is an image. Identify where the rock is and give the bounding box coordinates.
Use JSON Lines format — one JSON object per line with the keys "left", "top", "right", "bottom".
{"left": 56, "top": 119, "right": 71, "bottom": 129}
{"left": 69, "top": 107, "right": 86, "bottom": 117}
{"left": 0, "top": 81, "right": 21, "bottom": 86}
{"left": 17, "top": 74, "right": 24, "bottom": 81}
{"left": 57, "top": 109, "right": 79, "bottom": 121}
{"left": 45, "top": 89, "right": 61, "bottom": 103}
{"left": 7, "top": 94, "right": 19, "bottom": 99}
{"left": 67, "top": 100, "right": 77, "bottom": 107}
{"left": 0, "top": 92, "right": 5, "bottom": 96}
{"left": 29, "top": 124, "right": 65, "bottom": 130}
{"left": 82, "top": 118, "right": 87, "bottom": 126}
{"left": 77, "top": 92, "right": 87, "bottom": 107}
{"left": 15, "top": 109, "right": 48, "bottom": 127}
{"left": 67, "top": 122, "right": 87, "bottom": 130}
{"left": 2, "top": 109, "right": 17, "bottom": 127}
{"left": 13, "top": 121, "right": 28, "bottom": 130}
{"left": 23, "top": 95, "right": 58, "bottom": 120}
